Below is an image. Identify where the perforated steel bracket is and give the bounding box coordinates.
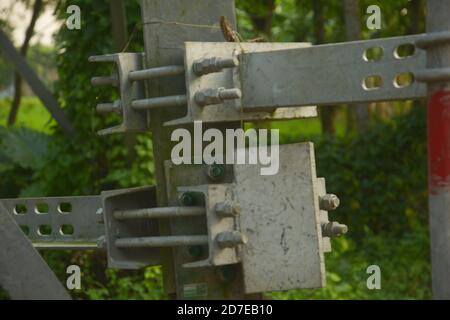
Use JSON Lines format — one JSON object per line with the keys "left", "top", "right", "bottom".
{"left": 1, "top": 196, "right": 103, "bottom": 249}
{"left": 163, "top": 143, "right": 342, "bottom": 294}
{"left": 239, "top": 34, "right": 427, "bottom": 110}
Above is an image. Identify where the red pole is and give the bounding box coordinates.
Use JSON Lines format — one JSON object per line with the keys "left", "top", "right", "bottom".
{"left": 426, "top": 0, "right": 450, "bottom": 299}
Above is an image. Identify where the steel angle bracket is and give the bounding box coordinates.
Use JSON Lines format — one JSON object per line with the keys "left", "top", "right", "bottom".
{"left": 177, "top": 184, "right": 241, "bottom": 268}
{"left": 164, "top": 42, "right": 318, "bottom": 126}
{"left": 0, "top": 196, "right": 103, "bottom": 249}
{"left": 101, "top": 186, "right": 161, "bottom": 269}
{"left": 89, "top": 53, "right": 148, "bottom": 135}
{"left": 239, "top": 34, "right": 427, "bottom": 110}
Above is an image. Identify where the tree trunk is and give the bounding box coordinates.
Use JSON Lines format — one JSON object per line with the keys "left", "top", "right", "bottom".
{"left": 312, "top": 0, "right": 337, "bottom": 135}
{"left": 344, "top": 0, "right": 369, "bottom": 133}
{"left": 7, "top": 0, "right": 43, "bottom": 126}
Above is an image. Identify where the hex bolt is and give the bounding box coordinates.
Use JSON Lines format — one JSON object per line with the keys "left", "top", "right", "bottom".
{"left": 215, "top": 201, "right": 241, "bottom": 218}
{"left": 96, "top": 100, "right": 122, "bottom": 114}
{"left": 216, "top": 231, "right": 247, "bottom": 248}
{"left": 193, "top": 56, "right": 239, "bottom": 76}
{"left": 207, "top": 164, "right": 225, "bottom": 181}
{"left": 195, "top": 87, "right": 242, "bottom": 107}
{"left": 187, "top": 245, "right": 204, "bottom": 259}
{"left": 179, "top": 192, "right": 195, "bottom": 206}
{"left": 319, "top": 194, "right": 340, "bottom": 211}
{"left": 322, "top": 221, "right": 348, "bottom": 238}
{"left": 216, "top": 265, "right": 237, "bottom": 283}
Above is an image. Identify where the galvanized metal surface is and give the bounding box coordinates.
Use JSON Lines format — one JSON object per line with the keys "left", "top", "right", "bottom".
{"left": 425, "top": 0, "right": 450, "bottom": 300}
{"left": 0, "top": 202, "right": 71, "bottom": 300}
{"left": 165, "top": 42, "right": 317, "bottom": 126}
{"left": 178, "top": 184, "right": 240, "bottom": 268}
{"left": 316, "top": 178, "right": 332, "bottom": 253}
{"left": 1, "top": 196, "right": 103, "bottom": 249}
{"left": 132, "top": 95, "right": 187, "bottom": 110}
{"left": 129, "top": 65, "right": 185, "bottom": 81}
{"left": 102, "top": 186, "right": 161, "bottom": 269}
{"left": 234, "top": 143, "right": 325, "bottom": 294}
{"left": 240, "top": 35, "right": 427, "bottom": 110}
{"left": 90, "top": 53, "right": 147, "bottom": 135}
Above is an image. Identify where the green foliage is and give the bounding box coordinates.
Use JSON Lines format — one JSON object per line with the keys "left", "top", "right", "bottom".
{"left": 315, "top": 106, "right": 428, "bottom": 237}
{"left": 272, "top": 106, "right": 430, "bottom": 299}
{"left": 0, "top": 97, "right": 56, "bottom": 133}
{"left": 0, "top": 125, "right": 50, "bottom": 197}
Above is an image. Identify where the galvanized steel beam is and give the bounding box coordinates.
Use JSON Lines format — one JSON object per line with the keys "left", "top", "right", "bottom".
{"left": 239, "top": 35, "right": 427, "bottom": 110}
{"left": 0, "top": 202, "right": 71, "bottom": 300}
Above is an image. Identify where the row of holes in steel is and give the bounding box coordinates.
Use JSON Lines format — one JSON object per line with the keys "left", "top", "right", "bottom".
{"left": 14, "top": 202, "right": 72, "bottom": 215}
{"left": 362, "top": 43, "right": 416, "bottom": 91}
{"left": 20, "top": 224, "right": 75, "bottom": 236}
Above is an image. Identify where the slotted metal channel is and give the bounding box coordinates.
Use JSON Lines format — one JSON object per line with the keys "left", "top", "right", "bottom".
{"left": 1, "top": 196, "right": 103, "bottom": 249}
{"left": 240, "top": 34, "right": 427, "bottom": 109}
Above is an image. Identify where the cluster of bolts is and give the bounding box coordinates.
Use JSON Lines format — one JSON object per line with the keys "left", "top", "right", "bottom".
{"left": 318, "top": 193, "right": 348, "bottom": 238}
{"left": 192, "top": 56, "right": 242, "bottom": 107}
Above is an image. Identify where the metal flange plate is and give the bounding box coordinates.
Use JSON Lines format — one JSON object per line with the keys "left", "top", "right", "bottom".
{"left": 164, "top": 42, "right": 318, "bottom": 126}
{"left": 1, "top": 196, "right": 103, "bottom": 249}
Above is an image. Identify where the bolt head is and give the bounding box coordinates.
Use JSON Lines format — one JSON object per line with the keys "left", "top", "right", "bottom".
{"left": 179, "top": 192, "right": 195, "bottom": 206}
{"left": 207, "top": 164, "right": 225, "bottom": 180}
{"left": 194, "top": 91, "right": 207, "bottom": 106}
{"left": 319, "top": 194, "right": 340, "bottom": 211}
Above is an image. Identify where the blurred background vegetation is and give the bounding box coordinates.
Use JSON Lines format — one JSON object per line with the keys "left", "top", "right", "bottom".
{"left": 0, "top": 0, "right": 430, "bottom": 299}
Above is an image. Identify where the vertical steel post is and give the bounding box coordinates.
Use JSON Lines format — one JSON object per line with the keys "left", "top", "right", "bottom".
{"left": 139, "top": 0, "right": 257, "bottom": 299}
{"left": 426, "top": 0, "right": 450, "bottom": 300}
